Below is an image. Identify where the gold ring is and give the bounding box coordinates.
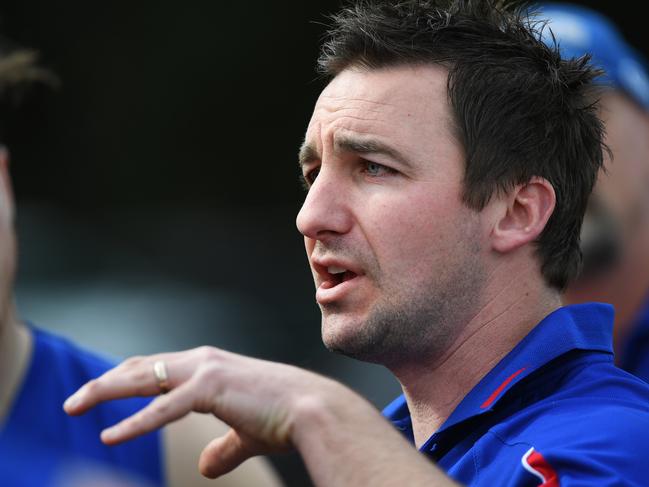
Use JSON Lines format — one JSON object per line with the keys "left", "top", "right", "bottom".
{"left": 153, "top": 360, "right": 170, "bottom": 394}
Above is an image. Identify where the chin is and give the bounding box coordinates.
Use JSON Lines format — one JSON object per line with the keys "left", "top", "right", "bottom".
{"left": 321, "top": 314, "right": 392, "bottom": 364}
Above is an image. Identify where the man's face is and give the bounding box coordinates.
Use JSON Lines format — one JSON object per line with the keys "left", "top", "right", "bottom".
{"left": 582, "top": 93, "right": 649, "bottom": 258}
{"left": 565, "top": 92, "right": 649, "bottom": 335}
{"left": 296, "top": 65, "right": 487, "bottom": 368}
{"left": 0, "top": 148, "right": 16, "bottom": 324}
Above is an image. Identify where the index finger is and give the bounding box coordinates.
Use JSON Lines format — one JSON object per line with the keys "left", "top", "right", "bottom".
{"left": 63, "top": 353, "right": 177, "bottom": 415}
{"left": 100, "top": 381, "right": 197, "bottom": 445}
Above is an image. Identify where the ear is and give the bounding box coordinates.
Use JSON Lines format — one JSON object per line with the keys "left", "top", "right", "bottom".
{"left": 491, "top": 177, "right": 556, "bottom": 254}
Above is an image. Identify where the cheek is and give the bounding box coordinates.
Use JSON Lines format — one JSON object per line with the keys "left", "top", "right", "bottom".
{"left": 367, "top": 189, "right": 483, "bottom": 285}
{"left": 365, "top": 194, "right": 457, "bottom": 266}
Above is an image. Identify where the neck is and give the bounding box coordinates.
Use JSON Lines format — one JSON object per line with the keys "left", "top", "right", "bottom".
{"left": 390, "top": 276, "right": 561, "bottom": 448}
{"left": 0, "top": 301, "right": 32, "bottom": 424}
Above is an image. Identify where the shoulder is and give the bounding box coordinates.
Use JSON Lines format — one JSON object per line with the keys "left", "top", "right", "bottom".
{"left": 30, "top": 326, "right": 119, "bottom": 382}
{"left": 499, "top": 357, "right": 649, "bottom": 450}
{"left": 3, "top": 327, "right": 163, "bottom": 486}
{"left": 477, "top": 360, "right": 649, "bottom": 485}
{"left": 30, "top": 326, "right": 152, "bottom": 420}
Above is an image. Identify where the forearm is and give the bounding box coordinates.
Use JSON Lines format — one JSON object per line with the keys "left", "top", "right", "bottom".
{"left": 291, "top": 381, "right": 459, "bottom": 487}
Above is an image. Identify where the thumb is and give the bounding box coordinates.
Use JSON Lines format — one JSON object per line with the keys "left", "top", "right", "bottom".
{"left": 198, "top": 429, "right": 256, "bottom": 479}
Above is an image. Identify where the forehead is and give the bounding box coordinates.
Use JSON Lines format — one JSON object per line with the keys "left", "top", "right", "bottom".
{"left": 305, "top": 64, "right": 456, "bottom": 156}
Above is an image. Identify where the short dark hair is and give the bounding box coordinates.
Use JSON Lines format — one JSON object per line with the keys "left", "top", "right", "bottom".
{"left": 0, "top": 35, "right": 58, "bottom": 144}
{"left": 317, "top": 0, "right": 606, "bottom": 290}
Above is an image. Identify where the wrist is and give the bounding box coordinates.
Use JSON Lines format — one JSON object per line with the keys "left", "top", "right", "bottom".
{"left": 289, "top": 376, "right": 378, "bottom": 452}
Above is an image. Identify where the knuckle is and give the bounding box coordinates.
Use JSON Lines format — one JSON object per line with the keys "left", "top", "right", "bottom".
{"left": 121, "top": 355, "right": 145, "bottom": 368}
{"left": 84, "top": 379, "right": 101, "bottom": 394}
{"left": 151, "top": 399, "right": 170, "bottom": 417}
{"left": 196, "top": 361, "right": 223, "bottom": 381}
{"left": 196, "top": 345, "right": 219, "bottom": 362}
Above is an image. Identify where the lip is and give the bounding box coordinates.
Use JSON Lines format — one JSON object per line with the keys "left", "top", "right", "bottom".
{"left": 311, "top": 257, "right": 363, "bottom": 277}
{"left": 315, "top": 274, "right": 363, "bottom": 305}
{"left": 310, "top": 256, "right": 364, "bottom": 305}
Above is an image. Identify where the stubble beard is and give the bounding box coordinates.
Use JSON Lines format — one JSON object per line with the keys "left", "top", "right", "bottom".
{"left": 321, "top": 238, "right": 485, "bottom": 369}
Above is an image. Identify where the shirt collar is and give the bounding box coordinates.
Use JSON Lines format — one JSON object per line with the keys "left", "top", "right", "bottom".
{"left": 384, "top": 303, "right": 614, "bottom": 438}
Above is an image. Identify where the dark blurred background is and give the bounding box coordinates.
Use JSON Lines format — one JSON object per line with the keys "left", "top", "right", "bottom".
{"left": 0, "top": 1, "right": 645, "bottom": 484}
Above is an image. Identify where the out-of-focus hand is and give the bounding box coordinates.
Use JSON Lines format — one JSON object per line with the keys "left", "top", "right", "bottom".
{"left": 63, "top": 346, "right": 344, "bottom": 479}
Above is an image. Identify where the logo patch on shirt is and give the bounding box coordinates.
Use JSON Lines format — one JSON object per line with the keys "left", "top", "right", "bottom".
{"left": 521, "top": 447, "right": 559, "bottom": 487}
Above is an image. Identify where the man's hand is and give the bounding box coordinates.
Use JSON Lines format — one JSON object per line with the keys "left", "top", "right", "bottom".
{"left": 64, "top": 346, "right": 345, "bottom": 478}
{"left": 64, "top": 346, "right": 458, "bottom": 486}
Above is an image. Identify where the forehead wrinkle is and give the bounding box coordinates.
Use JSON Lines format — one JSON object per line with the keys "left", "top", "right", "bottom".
{"left": 315, "top": 109, "right": 397, "bottom": 147}
{"left": 317, "top": 93, "right": 400, "bottom": 121}
{"left": 333, "top": 133, "right": 412, "bottom": 168}
{"left": 319, "top": 93, "right": 396, "bottom": 109}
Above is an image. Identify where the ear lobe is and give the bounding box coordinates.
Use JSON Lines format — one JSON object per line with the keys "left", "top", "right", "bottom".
{"left": 491, "top": 177, "right": 556, "bottom": 253}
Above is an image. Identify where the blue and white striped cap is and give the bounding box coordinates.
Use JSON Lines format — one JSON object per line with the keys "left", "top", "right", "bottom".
{"left": 539, "top": 3, "right": 649, "bottom": 110}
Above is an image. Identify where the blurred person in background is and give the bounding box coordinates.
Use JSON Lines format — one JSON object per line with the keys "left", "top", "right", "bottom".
{"left": 0, "top": 37, "right": 282, "bottom": 486}
{"left": 64, "top": 1, "right": 649, "bottom": 485}
{"left": 541, "top": 4, "right": 649, "bottom": 381}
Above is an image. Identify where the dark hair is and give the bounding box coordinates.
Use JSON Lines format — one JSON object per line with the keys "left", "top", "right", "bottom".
{"left": 0, "top": 35, "right": 58, "bottom": 143}
{"left": 317, "top": 0, "right": 606, "bottom": 290}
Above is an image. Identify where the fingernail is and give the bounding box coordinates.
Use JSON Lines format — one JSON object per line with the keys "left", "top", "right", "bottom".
{"left": 64, "top": 395, "right": 78, "bottom": 410}
{"left": 102, "top": 426, "right": 119, "bottom": 442}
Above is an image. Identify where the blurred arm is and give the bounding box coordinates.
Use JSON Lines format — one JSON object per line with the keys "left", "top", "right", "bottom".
{"left": 163, "top": 412, "right": 283, "bottom": 487}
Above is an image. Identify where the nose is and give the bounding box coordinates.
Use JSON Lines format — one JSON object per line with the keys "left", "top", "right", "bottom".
{"left": 296, "top": 168, "right": 353, "bottom": 240}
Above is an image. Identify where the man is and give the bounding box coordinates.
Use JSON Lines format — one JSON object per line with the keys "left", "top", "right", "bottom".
{"left": 0, "top": 41, "right": 282, "bottom": 486}
{"left": 540, "top": 3, "right": 649, "bottom": 382}
{"left": 64, "top": 1, "right": 649, "bottom": 485}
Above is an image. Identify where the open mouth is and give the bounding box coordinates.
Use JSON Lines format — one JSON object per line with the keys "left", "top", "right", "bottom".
{"left": 328, "top": 266, "right": 358, "bottom": 286}
{"left": 313, "top": 261, "right": 362, "bottom": 304}
{"left": 318, "top": 264, "right": 359, "bottom": 289}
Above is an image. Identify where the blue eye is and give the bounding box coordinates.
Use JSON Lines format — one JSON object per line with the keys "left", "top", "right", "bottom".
{"left": 366, "top": 162, "right": 383, "bottom": 176}
{"left": 364, "top": 161, "right": 396, "bottom": 177}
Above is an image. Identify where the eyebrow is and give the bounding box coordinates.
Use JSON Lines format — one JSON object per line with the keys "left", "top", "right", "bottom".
{"left": 298, "top": 136, "right": 410, "bottom": 169}
{"left": 298, "top": 143, "right": 320, "bottom": 169}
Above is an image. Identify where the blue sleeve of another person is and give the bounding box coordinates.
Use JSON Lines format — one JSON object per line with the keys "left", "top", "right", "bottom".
{"left": 0, "top": 327, "right": 164, "bottom": 487}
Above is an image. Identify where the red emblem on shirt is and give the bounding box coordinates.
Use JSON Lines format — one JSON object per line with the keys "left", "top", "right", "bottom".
{"left": 521, "top": 447, "right": 559, "bottom": 486}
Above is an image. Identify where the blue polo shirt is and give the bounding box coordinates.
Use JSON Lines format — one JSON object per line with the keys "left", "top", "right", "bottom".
{"left": 383, "top": 303, "right": 649, "bottom": 486}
